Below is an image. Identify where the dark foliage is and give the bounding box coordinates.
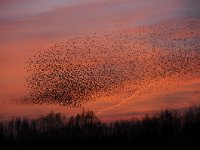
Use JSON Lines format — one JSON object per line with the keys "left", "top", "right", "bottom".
{"left": 1, "top": 107, "right": 200, "bottom": 147}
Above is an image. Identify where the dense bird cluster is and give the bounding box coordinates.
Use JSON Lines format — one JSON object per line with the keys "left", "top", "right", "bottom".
{"left": 18, "top": 18, "right": 200, "bottom": 107}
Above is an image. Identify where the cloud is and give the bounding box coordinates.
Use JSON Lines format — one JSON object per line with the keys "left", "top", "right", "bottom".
{"left": 0, "top": 0, "right": 186, "bottom": 43}
{"left": 182, "top": 0, "right": 200, "bottom": 17}
{"left": 98, "top": 81, "right": 200, "bottom": 120}
{"left": 1, "top": 0, "right": 200, "bottom": 119}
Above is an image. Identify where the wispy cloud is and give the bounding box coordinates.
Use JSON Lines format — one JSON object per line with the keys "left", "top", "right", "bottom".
{"left": 0, "top": 0, "right": 200, "bottom": 119}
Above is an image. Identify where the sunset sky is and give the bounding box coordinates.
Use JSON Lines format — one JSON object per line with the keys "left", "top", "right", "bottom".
{"left": 0, "top": 0, "right": 200, "bottom": 120}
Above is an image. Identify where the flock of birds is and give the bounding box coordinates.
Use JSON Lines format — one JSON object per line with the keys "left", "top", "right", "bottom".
{"left": 17, "top": 18, "right": 200, "bottom": 108}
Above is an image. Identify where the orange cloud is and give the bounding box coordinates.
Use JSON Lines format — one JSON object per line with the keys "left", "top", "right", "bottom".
{"left": 0, "top": 0, "right": 200, "bottom": 120}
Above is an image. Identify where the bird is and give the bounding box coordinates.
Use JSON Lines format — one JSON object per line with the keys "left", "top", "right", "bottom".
{"left": 17, "top": 18, "right": 200, "bottom": 108}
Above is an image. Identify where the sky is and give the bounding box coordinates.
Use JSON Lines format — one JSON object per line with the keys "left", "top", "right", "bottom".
{"left": 0, "top": 0, "right": 200, "bottom": 120}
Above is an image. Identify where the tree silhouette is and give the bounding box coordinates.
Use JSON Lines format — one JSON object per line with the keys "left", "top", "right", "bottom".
{"left": 1, "top": 106, "right": 200, "bottom": 146}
